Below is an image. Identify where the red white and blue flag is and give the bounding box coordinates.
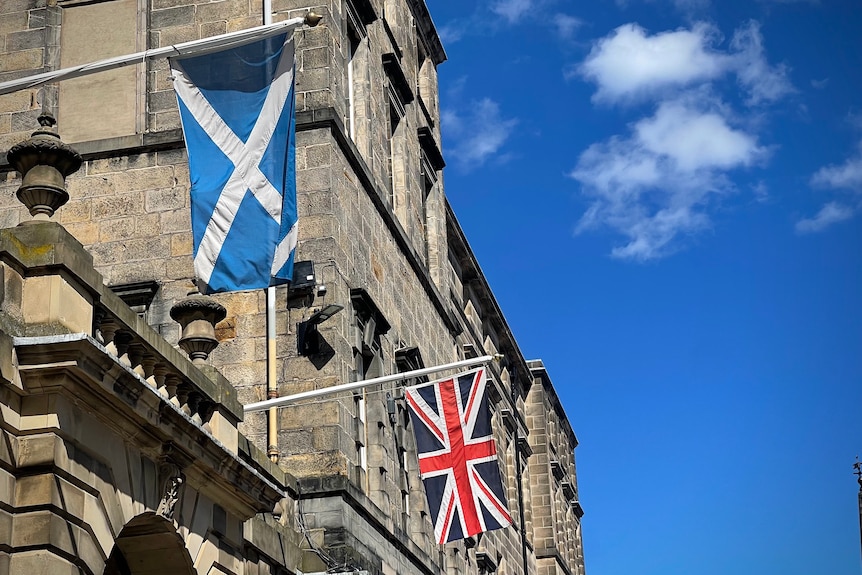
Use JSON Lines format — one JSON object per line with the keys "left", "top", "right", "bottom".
{"left": 405, "top": 368, "right": 512, "bottom": 544}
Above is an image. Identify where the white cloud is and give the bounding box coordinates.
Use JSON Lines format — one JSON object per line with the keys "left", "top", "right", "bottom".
{"left": 443, "top": 98, "right": 518, "bottom": 168}
{"left": 730, "top": 21, "right": 794, "bottom": 105}
{"left": 571, "top": 21, "right": 792, "bottom": 259}
{"left": 553, "top": 13, "right": 583, "bottom": 39}
{"left": 811, "top": 141, "right": 862, "bottom": 191}
{"left": 578, "top": 21, "right": 793, "bottom": 107}
{"left": 751, "top": 180, "right": 769, "bottom": 202}
{"left": 438, "top": 22, "right": 467, "bottom": 45}
{"left": 635, "top": 101, "right": 763, "bottom": 170}
{"left": 570, "top": 98, "right": 766, "bottom": 260}
{"left": 491, "top": 0, "right": 532, "bottom": 23}
{"left": 795, "top": 202, "right": 854, "bottom": 233}
{"left": 579, "top": 23, "right": 728, "bottom": 103}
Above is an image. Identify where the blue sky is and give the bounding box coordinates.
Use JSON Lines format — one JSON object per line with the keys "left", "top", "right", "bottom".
{"left": 429, "top": 0, "right": 862, "bottom": 573}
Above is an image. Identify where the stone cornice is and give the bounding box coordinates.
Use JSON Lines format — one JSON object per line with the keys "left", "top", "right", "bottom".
{"left": 12, "top": 333, "right": 288, "bottom": 519}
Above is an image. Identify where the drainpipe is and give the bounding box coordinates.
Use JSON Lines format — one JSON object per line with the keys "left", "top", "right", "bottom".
{"left": 262, "top": 0, "right": 279, "bottom": 464}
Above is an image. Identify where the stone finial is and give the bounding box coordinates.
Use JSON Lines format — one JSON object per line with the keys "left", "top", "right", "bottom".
{"left": 170, "top": 293, "right": 227, "bottom": 366}
{"left": 6, "top": 113, "right": 82, "bottom": 221}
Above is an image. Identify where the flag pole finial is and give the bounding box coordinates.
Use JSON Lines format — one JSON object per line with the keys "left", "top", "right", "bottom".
{"left": 304, "top": 12, "right": 322, "bottom": 27}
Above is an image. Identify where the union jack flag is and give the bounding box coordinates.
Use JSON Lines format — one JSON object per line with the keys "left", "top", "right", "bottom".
{"left": 405, "top": 368, "right": 512, "bottom": 544}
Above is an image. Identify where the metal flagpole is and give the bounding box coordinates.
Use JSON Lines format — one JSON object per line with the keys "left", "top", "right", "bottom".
{"left": 0, "top": 14, "right": 318, "bottom": 96}
{"left": 244, "top": 355, "right": 497, "bottom": 414}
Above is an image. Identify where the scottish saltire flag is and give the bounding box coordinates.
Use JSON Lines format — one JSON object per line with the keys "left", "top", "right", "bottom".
{"left": 405, "top": 368, "right": 512, "bottom": 544}
{"left": 170, "top": 32, "right": 297, "bottom": 293}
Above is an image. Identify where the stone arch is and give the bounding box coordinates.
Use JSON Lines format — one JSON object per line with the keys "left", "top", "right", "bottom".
{"left": 103, "top": 512, "right": 194, "bottom": 575}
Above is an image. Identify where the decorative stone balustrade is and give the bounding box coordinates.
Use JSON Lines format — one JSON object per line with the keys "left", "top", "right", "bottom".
{"left": 0, "top": 221, "right": 243, "bottom": 453}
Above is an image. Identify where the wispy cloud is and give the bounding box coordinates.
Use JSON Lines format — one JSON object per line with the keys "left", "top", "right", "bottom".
{"left": 491, "top": 0, "right": 533, "bottom": 23}
{"left": 811, "top": 140, "right": 862, "bottom": 190}
{"left": 616, "top": 0, "right": 711, "bottom": 12}
{"left": 553, "top": 14, "right": 584, "bottom": 39}
{"left": 443, "top": 98, "right": 518, "bottom": 169}
{"left": 795, "top": 202, "right": 853, "bottom": 233}
{"left": 731, "top": 21, "right": 794, "bottom": 105}
{"left": 570, "top": 97, "right": 766, "bottom": 260}
{"left": 439, "top": 0, "right": 577, "bottom": 45}
{"left": 796, "top": 139, "right": 862, "bottom": 232}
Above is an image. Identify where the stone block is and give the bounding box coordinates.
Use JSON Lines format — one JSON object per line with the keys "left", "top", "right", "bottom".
{"left": 297, "top": 167, "right": 332, "bottom": 193}
{"left": 156, "top": 148, "right": 187, "bottom": 166}
{"left": 0, "top": 10, "right": 28, "bottom": 34}
{"left": 0, "top": 89, "right": 34, "bottom": 114}
{"left": 0, "top": 48, "right": 41, "bottom": 72}
{"left": 150, "top": 5, "right": 195, "bottom": 28}
{"left": 170, "top": 233, "right": 193, "bottom": 256}
{"left": 134, "top": 213, "right": 161, "bottom": 236}
{"left": 200, "top": 21, "right": 228, "bottom": 38}
{"left": 7, "top": 28, "right": 45, "bottom": 51}
{"left": 88, "top": 155, "right": 155, "bottom": 176}
{"left": 160, "top": 209, "right": 191, "bottom": 233}
{"left": 14, "top": 473, "right": 54, "bottom": 507}
{"left": 151, "top": 0, "right": 191, "bottom": 9}
{"left": 121, "top": 236, "right": 171, "bottom": 262}
{"left": 8, "top": 550, "right": 79, "bottom": 575}
{"left": 226, "top": 16, "right": 262, "bottom": 32}
{"left": 22, "top": 274, "right": 93, "bottom": 334}
{"left": 148, "top": 89, "right": 178, "bottom": 114}
{"left": 145, "top": 187, "right": 187, "bottom": 213}
{"left": 305, "top": 144, "right": 332, "bottom": 168}
{"left": 195, "top": 0, "right": 249, "bottom": 23}
{"left": 91, "top": 194, "right": 145, "bottom": 219}
{"left": 11, "top": 108, "right": 40, "bottom": 131}
{"left": 99, "top": 217, "right": 137, "bottom": 242}
{"left": 67, "top": 175, "right": 116, "bottom": 199}
{"left": 301, "top": 46, "right": 331, "bottom": 70}
{"left": 208, "top": 409, "right": 238, "bottom": 454}
{"left": 114, "top": 166, "right": 176, "bottom": 193}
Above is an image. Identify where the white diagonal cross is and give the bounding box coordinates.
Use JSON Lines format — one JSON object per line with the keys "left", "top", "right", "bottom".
{"left": 171, "top": 38, "right": 295, "bottom": 285}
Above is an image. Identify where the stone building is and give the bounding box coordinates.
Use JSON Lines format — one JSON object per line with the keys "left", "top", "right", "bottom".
{"left": 0, "top": 0, "right": 586, "bottom": 574}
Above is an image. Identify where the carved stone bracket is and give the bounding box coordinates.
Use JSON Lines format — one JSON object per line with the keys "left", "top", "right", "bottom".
{"left": 156, "top": 446, "right": 186, "bottom": 520}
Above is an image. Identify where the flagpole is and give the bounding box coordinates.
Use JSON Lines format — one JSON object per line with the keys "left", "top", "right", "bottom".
{"left": 0, "top": 14, "right": 318, "bottom": 96}
{"left": 244, "top": 355, "right": 497, "bottom": 414}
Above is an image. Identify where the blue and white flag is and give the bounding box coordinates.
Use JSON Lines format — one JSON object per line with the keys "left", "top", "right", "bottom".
{"left": 170, "top": 33, "right": 297, "bottom": 293}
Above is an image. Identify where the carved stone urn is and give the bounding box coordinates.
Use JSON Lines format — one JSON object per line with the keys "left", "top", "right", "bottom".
{"left": 6, "top": 113, "right": 82, "bottom": 221}
{"left": 170, "top": 294, "right": 227, "bottom": 366}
